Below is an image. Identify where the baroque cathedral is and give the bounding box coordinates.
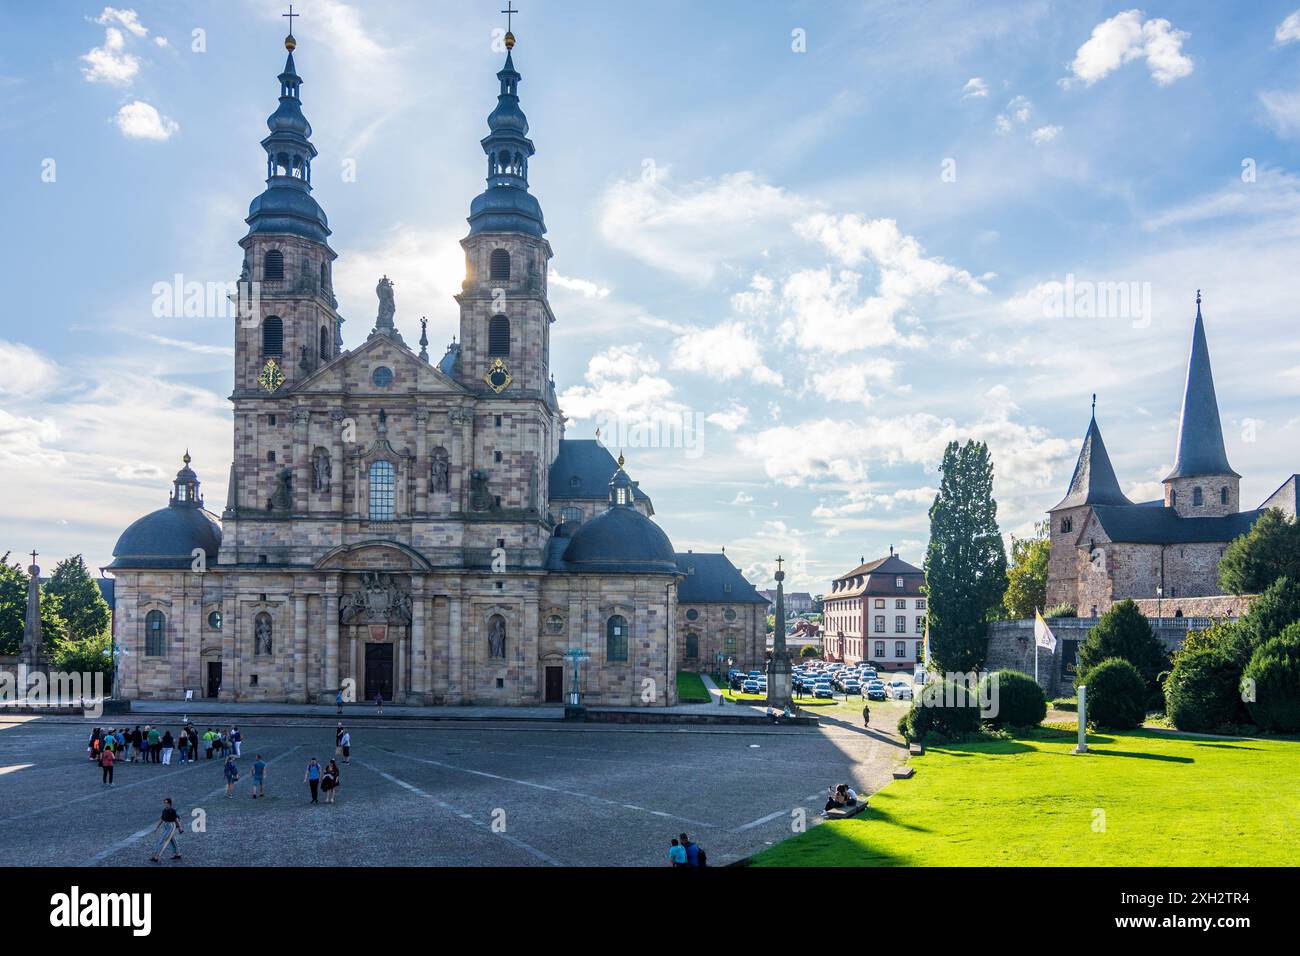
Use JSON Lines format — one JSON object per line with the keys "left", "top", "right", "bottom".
{"left": 107, "top": 26, "right": 767, "bottom": 707}
{"left": 1045, "top": 295, "right": 1298, "bottom": 619}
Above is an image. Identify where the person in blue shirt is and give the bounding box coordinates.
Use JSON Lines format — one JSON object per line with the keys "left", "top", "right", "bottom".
{"left": 223, "top": 755, "right": 240, "bottom": 798}
{"left": 251, "top": 755, "right": 268, "bottom": 798}
{"left": 678, "top": 833, "right": 700, "bottom": 866}
{"left": 304, "top": 758, "right": 321, "bottom": 804}
{"left": 668, "top": 839, "right": 687, "bottom": 867}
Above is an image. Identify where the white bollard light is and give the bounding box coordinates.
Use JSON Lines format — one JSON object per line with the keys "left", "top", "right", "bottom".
{"left": 1073, "top": 684, "right": 1088, "bottom": 755}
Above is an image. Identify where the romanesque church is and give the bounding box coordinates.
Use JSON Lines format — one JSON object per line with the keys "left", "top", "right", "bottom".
{"left": 107, "top": 27, "right": 767, "bottom": 706}
{"left": 1046, "top": 296, "right": 1298, "bottom": 618}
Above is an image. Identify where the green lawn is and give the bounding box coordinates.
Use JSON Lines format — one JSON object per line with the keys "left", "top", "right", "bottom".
{"left": 676, "top": 671, "right": 711, "bottom": 704}
{"left": 751, "top": 729, "right": 1300, "bottom": 866}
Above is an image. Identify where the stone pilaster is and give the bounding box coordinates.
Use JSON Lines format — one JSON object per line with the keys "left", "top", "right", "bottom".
{"left": 293, "top": 590, "right": 308, "bottom": 703}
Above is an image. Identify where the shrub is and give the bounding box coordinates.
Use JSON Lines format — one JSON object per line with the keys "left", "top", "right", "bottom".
{"left": 1243, "top": 623, "right": 1300, "bottom": 734}
{"left": 1044, "top": 603, "right": 1077, "bottom": 619}
{"left": 1077, "top": 599, "right": 1167, "bottom": 704}
{"left": 981, "top": 670, "right": 1046, "bottom": 728}
{"left": 901, "top": 680, "right": 983, "bottom": 742}
{"left": 1232, "top": 578, "right": 1300, "bottom": 667}
{"left": 1082, "top": 657, "right": 1146, "bottom": 730}
{"left": 1164, "top": 646, "right": 1246, "bottom": 733}
{"left": 800, "top": 645, "right": 819, "bottom": 658}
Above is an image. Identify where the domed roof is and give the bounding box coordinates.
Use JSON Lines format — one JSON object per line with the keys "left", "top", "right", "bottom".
{"left": 561, "top": 505, "right": 678, "bottom": 575}
{"left": 467, "top": 184, "right": 545, "bottom": 238}
{"left": 246, "top": 184, "right": 330, "bottom": 243}
{"left": 108, "top": 453, "right": 223, "bottom": 570}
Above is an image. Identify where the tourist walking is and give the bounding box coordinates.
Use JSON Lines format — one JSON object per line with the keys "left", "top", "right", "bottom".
{"left": 230, "top": 725, "right": 242, "bottom": 758}
{"left": 148, "top": 798, "right": 183, "bottom": 863}
{"left": 99, "top": 745, "right": 115, "bottom": 787}
{"left": 322, "top": 759, "right": 340, "bottom": 804}
{"left": 339, "top": 729, "right": 351, "bottom": 765}
{"left": 861, "top": 702, "right": 870, "bottom": 728}
{"left": 335, "top": 722, "right": 344, "bottom": 758}
{"left": 336, "top": 689, "right": 344, "bottom": 715}
{"left": 161, "top": 730, "right": 174, "bottom": 766}
{"left": 304, "top": 758, "right": 321, "bottom": 804}
{"left": 374, "top": 690, "right": 384, "bottom": 714}
{"left": 251, "top": 754, "right": 267, "bottom": 798}
{"left": 223, "top": 754, "right": 240, "bottom": 798}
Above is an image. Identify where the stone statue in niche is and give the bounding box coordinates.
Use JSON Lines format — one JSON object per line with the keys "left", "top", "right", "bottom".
{"left": 270, "top": 467, "right": 293, "bottom": 511}
{"left": 430, "top": 448, "right": 450, "bottom": 494}
{"left": 254, "top": 612, "right": 273, "bottom": 655}
{"left": 312, "top": 448, "right": 332, "bottom": 493}
{"left": 488, "top": 615, "right": 506, "bottom": 659}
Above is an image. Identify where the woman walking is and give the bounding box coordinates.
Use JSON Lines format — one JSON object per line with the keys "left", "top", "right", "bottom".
{"left": 321, "top": 759, "right": 340, "bottom": 804}
{"left": 99, "top": 745, "right": 115, "bottom": 787}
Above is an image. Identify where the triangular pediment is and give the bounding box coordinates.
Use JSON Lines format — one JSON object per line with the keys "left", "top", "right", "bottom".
{"left": 293, "top": 334, "right": 467, "bottom": 396}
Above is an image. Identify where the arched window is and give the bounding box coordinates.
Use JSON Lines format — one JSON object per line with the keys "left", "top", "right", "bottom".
{"left": 320, "top": 324, "right": 330, "bottom": 360}
{"left": 1193, "top": 486, "right": 1203, "bottom": 506}
{"left": 263, "top": 249, "right": 284, "bottom": 282}
{"left": 685, "top": 633, "right": 699, "bottom": 659}
{"left": 1061, "top": 516, "right": 1073, "bottom": 533}
{"left": 320, "top": 262, "right": 329, "bottom": 289}
{"left": 606, "top": 614, "right": 628, "bottom": 662}
{"left": 1169, "top": 490, "right": 1177, "bottom": 508}
{"left": 488, "top": 315, "right": 510, "bottom": 356}
{"left": 368, "top": 460, "right": 396, "bottom": 521}
{"left": 1221, "top": 486, "right": 1229, "bottom": 505}
{"left": 559, "top": 506, "right": 583, "bottom": 525}
{"left": 490, "top": 248, "right": 511, "bottom": 281}
{"left": 262, "top": 316, "right": 283, "bottom": 357}
{"left": 145, "top": 610, "right": 166, "bottom": 656}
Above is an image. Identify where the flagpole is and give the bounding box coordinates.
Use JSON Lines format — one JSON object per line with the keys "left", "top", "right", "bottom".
{"left": 1033, "top": 606, "right": 1039, "bottom": 685}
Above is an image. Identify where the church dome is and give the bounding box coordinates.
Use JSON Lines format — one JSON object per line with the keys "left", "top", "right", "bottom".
{"left": 562, "top": 506, "right": 678, "bottom": 574}
{"left": 246, "top": 185, "right": 330, "bottom": 242}
{"left": 108, "top": 453, "right": 223, "bottom": 570}
{"left": 561, "top": 459, "right": 677, "bottom": 574}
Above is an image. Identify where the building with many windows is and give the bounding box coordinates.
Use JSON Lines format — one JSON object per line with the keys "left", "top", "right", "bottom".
{"left": 821, "top": 552, "right": 926, "bottom": 668}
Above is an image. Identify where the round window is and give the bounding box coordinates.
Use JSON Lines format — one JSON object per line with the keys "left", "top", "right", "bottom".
{"left": 546, "top": 614, "right": 564, "bottom": 634}
{"left": 723, "top": 608, "right": 737, "bottom": 622}
{"left": 685, "top": 608, "right": 699, "bottom": 621}
{"left": 372, "top": 366, "right": 394, "bottom": 387}
{"left": 207, "top": 610, "right": 223, "bottom": 630}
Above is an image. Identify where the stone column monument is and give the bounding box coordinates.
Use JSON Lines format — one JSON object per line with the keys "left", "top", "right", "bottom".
{"left": 19, "top": 551, "right": 46, "bottom": 666}
{"left": 766, "top": 555, "right": 792, "bottom": 709}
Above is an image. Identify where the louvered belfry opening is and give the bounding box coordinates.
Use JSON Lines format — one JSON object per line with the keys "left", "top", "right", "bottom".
{"left": 488, "top": 315, "right": 510, "bottom": 356}
{"left": 262, "top": 316, "right": 284, "bottom": 356}
{"left": 489, "top": 248, "right": 511, "bottom": 281}
{"left": 263, "top": 249, "right": 285, "bottom": 282}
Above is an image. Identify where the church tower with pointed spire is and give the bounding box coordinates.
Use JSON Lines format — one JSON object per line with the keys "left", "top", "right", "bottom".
{"left": 235, "top": 28, "right": 341, "bottom": 399}
{"left": 1162, "top": 292, "right": 1240, "bottom": 517}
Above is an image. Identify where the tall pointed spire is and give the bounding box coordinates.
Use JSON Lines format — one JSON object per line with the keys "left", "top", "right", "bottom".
{"left": 1165, "top": 291, "right": 1238, "bottom": 480}
{"left": 467, "top": 18, "right": 546, "bottom": 237}
{"left": 1050, "top": 403, "right": 1133, "bottom": 510}
{"left": 245, "top": 26, "right": 330, "bottom": 244}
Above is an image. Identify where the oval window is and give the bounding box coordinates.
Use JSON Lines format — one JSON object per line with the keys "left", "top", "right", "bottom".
{"left": 372, "top": 366, "right": 394, "bottom": 387}
{"left": 685, "top": 608, "right": 699, "bottom": 621}
{"left": 207, "top": 610, "right": 223, "bottom": 630}
{"left": 723, "top": 608, "right": 737, "bottom": 622}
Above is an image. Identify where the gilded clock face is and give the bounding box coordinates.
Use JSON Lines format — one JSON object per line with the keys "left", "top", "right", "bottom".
{"left": 258, "top": 358, "right": 285, "bottom": 393}
{"left": 484, "top": 358, "right": 512, "bottom": 393}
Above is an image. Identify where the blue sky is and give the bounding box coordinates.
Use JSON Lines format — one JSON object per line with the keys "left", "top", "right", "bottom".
{"left": 3, "top": 1, "right": 1300, "bottom": 593}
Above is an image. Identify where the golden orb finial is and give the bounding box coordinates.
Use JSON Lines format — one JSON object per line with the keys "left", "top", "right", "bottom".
{"left": 504, "top": 30, "right": 515, "bottom": 50}
{"left": 285, "top": 33, "right": 297, "bottom": 51}
{"left": 617, "top": 451, "right": 625, "bottom": 469}
{"left": 183, "top": 448, "right": 192, "bottom": 466}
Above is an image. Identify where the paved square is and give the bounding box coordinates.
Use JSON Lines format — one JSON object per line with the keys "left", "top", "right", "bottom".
{"left": 0, "top": 708, "right": 908, "bottom": 867}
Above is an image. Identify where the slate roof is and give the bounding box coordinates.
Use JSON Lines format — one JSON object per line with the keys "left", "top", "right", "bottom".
{"left": 1088, "top": 504, "right": 1261, "bottom": 545}
{"left": 548, "top": 440, "right": 650, "bottom": 504}
{"left": 1166, "top": 305, "right": 1239, "bottom": 479}
{"left": 674, "top": 552, "right": 769, "bottom": 605}
{"left": 827, "top": 554, "right": 925, "bottom": 599}
{"left": 556, "top": 505, "right": 678, "bottom": 575}
{"left": 108, "top": 505, "right": 223, "bottom": 570}
{"left": 1050, "top": 415, "right": 1133, "bottom": 511}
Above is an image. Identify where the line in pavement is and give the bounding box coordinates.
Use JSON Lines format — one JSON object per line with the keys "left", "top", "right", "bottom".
{"left": 81, "top": 746, "right": 302, "bottom": 866}
{"left": 734, "top": 793, "right": 824, "bottom": 832}
{"left": 359, "top": 760, "right": 562, "bottom": 866}
{"left": 378, "top": 746, "right": 724, "bottom": 832}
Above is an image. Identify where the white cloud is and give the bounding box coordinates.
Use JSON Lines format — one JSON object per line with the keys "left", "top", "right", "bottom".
{"left": 334, "top": 226, "right": 465, "bottom": 339}
{"left": 707, "top": 403, "right": 749, "bottom": 432}
{"left": 670, "top": 321, "right": 782, "bottom": 385}
{"left": 82, "top": 27, "right": 140, "bottom": 85}
{"left": 0, "top": 341, "right": 61, "bottom": 396}
{"left": 113, "top": 100, "right": 178, "bottom": 140}
{"left": 1278, "top": 11, "right": 1300, "bottom": 45}
{"left": 1065, "top": 10, "right": 1193, "bottom": 88}
{"left": 730, "top": 490, "right": 754, "bottom": 505}
{"left": 154, "top": 36, "right": 169, "bottom": 48}
{"left": 598, "top": 169, "right": 810, "bottom": 282}
{"left": 1258, "top": 88, "right": 1300, "bottom": 138}
{"left": 961, "top": 77, "right": 989, "bottom": 99}
{"left": 1031, "top": 124, "right": 1062, "bottom": 145}
{"left": 548, "top": 269, "right": 610, "bottom": 299}
{"left": 93, "top": 7, "right": 149, "bottom": 38}
{"left": 558, "top": 345, "right": 689, "bottom": 428}
{"left": 808, "top": 358, "right": 897, "bottom": 407}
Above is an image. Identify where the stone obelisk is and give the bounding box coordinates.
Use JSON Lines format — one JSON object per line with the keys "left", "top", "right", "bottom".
{"left": 19, "top": 552, "right": 44, "bottom": 665}
{"left": 766, "top": 555, "right": 792, "bottom": 709}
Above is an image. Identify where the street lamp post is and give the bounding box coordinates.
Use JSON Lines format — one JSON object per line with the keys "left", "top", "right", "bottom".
{"left": 563, "top": 647, "right": 590, "bottom": 718}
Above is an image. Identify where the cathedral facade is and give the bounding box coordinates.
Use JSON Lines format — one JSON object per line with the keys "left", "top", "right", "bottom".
{"left": 107, "top": 28, "right": 766, "bottom": 707}
{"left": 1045, "top": 297, "right": 1298, "bottom": 619}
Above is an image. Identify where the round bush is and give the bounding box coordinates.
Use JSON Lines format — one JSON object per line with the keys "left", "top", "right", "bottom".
{"left": 1082, "top": 658, "right": 1146, "bottom": 730}
{"left": 904, "top": 680, "right": 983, "bottom": 741}
{"left": 1243, "top": 624, "right": 1300, "bottom": 733}
{"left": 1164, "top": 646, "right": 1246, "bottom": 732}
{"left": 980, "top": 670, "right": 1046, "bottom": 728}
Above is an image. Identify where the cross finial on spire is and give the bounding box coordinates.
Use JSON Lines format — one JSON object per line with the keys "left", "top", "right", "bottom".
{"left": 776, "top": 555, "right": 784, "bottom": 572}
{"left": 1092, "top": 393, "right": 1096, "bottom": 416}
{"left": 283, "top": 4, "right": 299, "bottom": 50}
{"left": 502, "top": 2, "right": 517, "bottom": 32}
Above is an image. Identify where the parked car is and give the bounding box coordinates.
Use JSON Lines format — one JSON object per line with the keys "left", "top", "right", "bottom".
{"left": 813, "top": 683, "right": 835, "bottom": 699}
{"left": 741, "top": 679, "right": 760, "bottom": 694}
{"left": 866, "top": 680, "right": 887, "bottom": 701}
{"left": 887, "top": 680, "right": 913, "bottom": 700}
{"left": 842, "top": 679, "right": 863, "bottom": 695}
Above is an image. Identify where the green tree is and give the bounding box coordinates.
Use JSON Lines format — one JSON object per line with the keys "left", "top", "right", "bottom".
{"left": 923, "top": 440, "right": 1008, "bottom": 673}
{"left": 0, "top": 559, "right": 67, "bottom": 656}
{"left": 1219, "top": 509, "right": 1300, "bottom": 595}
{"left": 1003, "top": 523, "right": 1050, "bottom": 619}
{"left": 50, "top": 630, "right": 112, "bottom": 675}
{"left": 45, "top": 555, "right": 111, "bottom": 642}
{"left": 1243, "top": 622, "right": 1300, "bottom": 733}
{"left": 1231, "top": 577, "right": 1300, "bottom": 666}
{"left": 1076, "top": 599, "right": 1168, "bottom": 700}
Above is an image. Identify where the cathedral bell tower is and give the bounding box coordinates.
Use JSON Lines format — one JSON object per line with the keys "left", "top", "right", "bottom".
{"left": 455, "top": 28, "right": 554, "bottom": 400}
{"left": 235, "top": 29, "right": 341, "bottom": 399}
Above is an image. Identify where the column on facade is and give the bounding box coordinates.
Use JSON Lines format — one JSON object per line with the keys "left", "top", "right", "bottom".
{"left": 220, "top": 592, "right": 238, "bottom": 701}
{"left": 414, "top": 409, "right": 429, "bottom": 514}
{"left": 447, "top": 588, "right": 462, "bottom": 703}
{"left": 395, "top": 633, "right": 406, "bottom": 701}
{"left": 410, "top": 574, "right": 427, "bottom": 700}
{"left": 293, "top": 407, "right": 310, "bottom": 512}
{"left": 293, "top": 590, "right": 308, "bottom": 703}
{"left": 324, "top": 589, "right": 339, "bottom": 694}
{"left": 329, "top": 410, "right": 344, "bottom": 514}
{"left": 522, "top": 592, "right": 539, "bottom": 700}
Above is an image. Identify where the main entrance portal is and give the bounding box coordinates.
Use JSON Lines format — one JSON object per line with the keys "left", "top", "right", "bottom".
{"left": 364, "top": 643, "right": 394, "bottom": 701}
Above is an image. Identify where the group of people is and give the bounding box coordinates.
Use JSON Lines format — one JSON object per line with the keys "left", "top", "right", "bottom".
{"left": 823, "top": 783, "right": 860, "bottom": 813}
{"left": 667, "top": 833, "right": 708, "bottom": 867}
{"left": 303, "top": 756, "right": 343, "bottom": 804}
{"left": 88, "top": 723, "right": 245, "bottom": 786}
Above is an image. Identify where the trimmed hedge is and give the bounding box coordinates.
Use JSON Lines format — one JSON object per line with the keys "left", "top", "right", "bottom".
{"left": 899, "top": 680, "right": 983, "bottom": 742}
{"left": 1164, "top": 646, "right": 1246, "bottom": 733}
{"left": 981, "top": 670, "right": 1046, "bottom": 728}
{"left": 1082, "top": 657, "right": 1146, "bottom": 730}
{"left": 1243, "top": 623, "right": 1300, "bottom": 734}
